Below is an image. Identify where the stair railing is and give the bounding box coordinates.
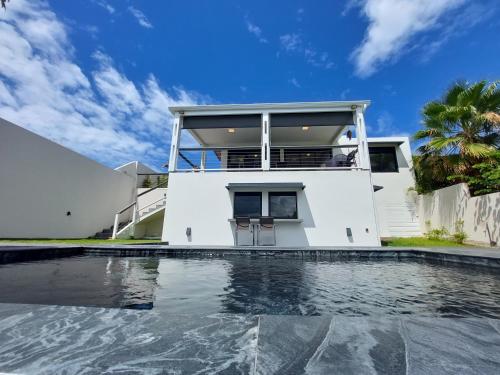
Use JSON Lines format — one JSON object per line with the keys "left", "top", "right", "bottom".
{"left": 111, "top": 179, "right": 168, "bottom": 239}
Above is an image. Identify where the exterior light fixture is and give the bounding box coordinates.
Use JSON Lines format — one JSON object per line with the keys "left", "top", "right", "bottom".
{"left": 351, "top": 105, "right": 357, "bottom": 110}
{"left": 228, "top": 128, "right": 235, "bottom": 133}
{"left": 302, "top": 126, "right": 309, "bottom": 131}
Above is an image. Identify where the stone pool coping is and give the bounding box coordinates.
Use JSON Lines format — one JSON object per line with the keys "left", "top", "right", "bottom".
{"left": 1, "top": 244, "right": 500, "bottom": 267}
{"left": 1, "top": 302, "right": 500, "bottom": 374}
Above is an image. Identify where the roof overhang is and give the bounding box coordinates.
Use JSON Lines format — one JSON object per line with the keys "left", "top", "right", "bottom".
{"left": 170, "top": 100, "right": 371, "bottom": 116}
{"left": 226, "top": 182, "right": 305, "bottom": 191}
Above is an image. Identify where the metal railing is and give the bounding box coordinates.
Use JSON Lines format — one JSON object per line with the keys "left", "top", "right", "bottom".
{"left": 173, "top": 145, "right": 360, "bottom": 172}
{"left": 176, "top": 146, "right": 262, "bottom": 171}
{"left": 111, "top": 179, "right": 168, "bottom": 239}
{"left": 270, "top": 145, "right": 360, "bottom": 170}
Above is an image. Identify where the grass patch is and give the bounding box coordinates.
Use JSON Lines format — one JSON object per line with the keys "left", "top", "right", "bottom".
{"left": 0, "top": 239, "right": 161, "bottom": 245}
{"left": 382, "top": 237, "right": 469, "bottom": 247}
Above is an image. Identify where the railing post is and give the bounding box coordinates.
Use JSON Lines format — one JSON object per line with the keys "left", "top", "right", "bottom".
{"left": 262, "top": 112, "right": 270, "bottom": 170}
{"left": 168, "top": 113, "right": 183, "bottom": 173}
{"left": 200, "top": 150, "right": 206, "bottom": 171}
{"left": 354, "top": 107, "right": 371, "bottom": 170}
{"left": 132, "top": 202, "right": 138, "bottom": 223}
{"left": 111, "top": 213, "right": 119, "bottom": 239}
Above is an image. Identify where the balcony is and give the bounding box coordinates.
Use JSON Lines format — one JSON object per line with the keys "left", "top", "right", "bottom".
{"left": 168, "top": 102, "right": 370, "bottom": 173}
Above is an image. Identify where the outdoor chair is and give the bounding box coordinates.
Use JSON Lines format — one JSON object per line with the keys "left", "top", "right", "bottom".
{"left": 258, "top": 216, "right": 276, "bottom": 246}
{"left": 332, "top": 149, "right": 358, "bottom": 167}
{"left": 235, "top": 216, "right": 253, "bottom": 246}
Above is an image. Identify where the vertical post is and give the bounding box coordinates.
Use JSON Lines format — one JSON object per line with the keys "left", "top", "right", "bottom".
{"left": 200, "top": 150, "right": 206, "bottom": 171}
{"left": 262, "top": 112, "right": 270, "bottom": 170}
{"left": 355, "top": 107, "right": 371, "bottom": 170}
{"left": 132, "top": 202, "right": 138, "bottom": 223}
{"left": 111, "top": 213, "right": 119, "bottom": 239}
{"left": 168, "top": 113, "right": 182, "bottom": 173}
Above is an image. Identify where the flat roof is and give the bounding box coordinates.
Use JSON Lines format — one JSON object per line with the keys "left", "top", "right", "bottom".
{"left": 169, "top": 100, "right": 371, "bottom": 115}
{"left": 226, "top": 182, "right": 305, "bottom": 191}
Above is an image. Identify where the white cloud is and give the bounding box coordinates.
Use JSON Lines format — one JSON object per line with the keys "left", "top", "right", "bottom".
{"left": 246, "top": 20, "right": 268, "bottom": 43}
{"left": 350, "top": 0, "right": 466, "bottom": 77}
{"left": 128, "top": 6, "right": 153, "bottom": 29}
{"left": 93, "top": 0, "right": 115, "bottom": 14}
{"left": 340, "top": 89, "right": 351, "bottom": 100}
{"left": 369, "top": 111, "right": 408, "bottom": 136}
{"left": 280, "top": 33, "right": 302, "bottom": 52}
{"left": 288, "top": 78, "right": 301, "bottom": 88}
{"left": 0, "top": 0, "right": 202, "bottom": 168}
{"left": 279, "top": 33, "right": 334, "bottom": 69}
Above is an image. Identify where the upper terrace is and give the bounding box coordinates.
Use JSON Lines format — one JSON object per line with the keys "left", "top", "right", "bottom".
{"left": 167, "top": 101, "right": 371, "bottom": 172}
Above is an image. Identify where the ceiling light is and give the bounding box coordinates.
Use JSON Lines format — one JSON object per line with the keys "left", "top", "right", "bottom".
{"left": 228, "top": 128, "right": 235, "bottom": 133}
{"left": 302, "top": 126, "right": 309, "bottom": 131}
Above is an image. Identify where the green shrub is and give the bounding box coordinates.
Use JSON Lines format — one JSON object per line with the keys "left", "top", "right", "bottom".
{"left": 426, "top": 226, "right": 449, "bottom": 240}
{"left": 142, "top": 176, "right": 152, "bottom": 188}
{"left": 452, "top": 220, "right": 467, "bottom": 244}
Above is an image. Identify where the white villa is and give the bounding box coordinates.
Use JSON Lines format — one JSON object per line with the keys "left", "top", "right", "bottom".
{"left": 0, "top": 101, "right": 422, "bottom": 245}
{"left": 162, "top": 101, "right": 420, "bottom": 247}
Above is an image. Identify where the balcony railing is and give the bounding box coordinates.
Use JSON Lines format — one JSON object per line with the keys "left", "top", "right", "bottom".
{"left": 176, "top": 146, "right": 262, "bottom": 171}
{"left": 270, "top": 145, "right": 360, "bottom": 170}
{"left": 174, "top": 145, "right": 360, "bottom": 172}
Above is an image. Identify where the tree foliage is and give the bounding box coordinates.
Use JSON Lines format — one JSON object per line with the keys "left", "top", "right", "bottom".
{"left": 413, "top": 80, "right": 500, "bottom": 196}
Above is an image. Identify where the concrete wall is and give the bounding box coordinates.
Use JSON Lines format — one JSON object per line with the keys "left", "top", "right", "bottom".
{"left": 369, "top": 138, "right": 421, "bottom": 238}
{"left": 163, "top": 170, "right": 380, "bottom": 246}
{"left": 115, "top": 161, "right": 159, "bottom": 188}
{"left": 417, "top": 183, "right": 500, "bottom": 246}
{"left": 0, "top": 118, "right": 136, "bottom": 238}
{"left": 137, "top": 188, "right": 167, "bottom": 214}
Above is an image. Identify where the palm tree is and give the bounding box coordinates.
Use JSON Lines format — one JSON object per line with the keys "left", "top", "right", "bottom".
{"left": 414, "top": 80, "right": 499, "bottom": 176}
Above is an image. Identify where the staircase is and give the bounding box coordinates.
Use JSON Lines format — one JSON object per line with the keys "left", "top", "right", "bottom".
{"left": 93, "top": 179, "right": 168, "bottom": 240}
{"left": 93, "top": 221, "right": 130, "bottom": 239}
{"left": 382, "top": 200, "right": 421, "bottom": 237}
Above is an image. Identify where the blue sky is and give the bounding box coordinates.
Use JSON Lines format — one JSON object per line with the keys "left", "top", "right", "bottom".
{"left": 0, "top": 0, "right": 498, "bottom": 170}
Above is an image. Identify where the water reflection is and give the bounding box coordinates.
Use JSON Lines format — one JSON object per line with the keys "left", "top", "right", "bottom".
{"left": 0, "top": 256, "right": 500, "bottom": 317}
{"left": 0, "top": 256, "right": 160, "bottom": 309}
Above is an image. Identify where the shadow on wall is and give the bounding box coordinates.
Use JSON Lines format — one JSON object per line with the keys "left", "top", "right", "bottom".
{"left": 418, "top": 183, "right": 499, "bottom": 246}
{"left": 474, "top": 194, "right": 499, "bottom": 246}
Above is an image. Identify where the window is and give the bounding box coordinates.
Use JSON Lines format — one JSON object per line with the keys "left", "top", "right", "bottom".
{"left": 269, "top": 192, "right": 298, "bottom": 219}
{"left": 369, "top": 147, "right": 398, "bottom": 173}
{"left": 233, "top": 192, "right": 262, "bottom": 218}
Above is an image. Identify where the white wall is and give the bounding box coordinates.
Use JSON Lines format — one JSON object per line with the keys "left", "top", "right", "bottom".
{"left": 417, "top": 183, "right": 500, "bottom": 246}
{"left": 137, "top": 188, "right": 167, "bottom": 215}
{"left": 115, "top": 161, "right": 159, "bottom": 188}
{"left": 0, "top": 118, "right": 136, "bottom": 238}
{"left": 163, "top": 170, "right": 380, "bottom": 246}
{"left": 369, "top": 138, "right": 421, "bottom": 237}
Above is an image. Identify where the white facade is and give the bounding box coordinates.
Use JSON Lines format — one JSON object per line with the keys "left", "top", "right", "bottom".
{"left": 0, "top": 118, "right": 137, "bottom": 238}
{"left": 164, "top": 170, "right": 379, "bottom": 246}
{"left": 368, "top": 138, "right": 421, "bottom": 238}
{"left": 162, "top": 101, "right": 390, "bottom": 247}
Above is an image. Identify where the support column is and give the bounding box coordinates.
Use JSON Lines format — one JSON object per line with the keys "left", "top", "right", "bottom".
{"left": 261, "top": 112, "right": 270, "bottom": 170}
{"left": 168, "top": 113, "right": 183, "bottom": 173}
{"left": 354, "top": 107, "right": 371, "bottom": 170}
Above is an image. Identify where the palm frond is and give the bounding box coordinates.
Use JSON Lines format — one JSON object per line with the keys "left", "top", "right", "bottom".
{"left": 461, "top": 143, "right": 497, "bottom": 158}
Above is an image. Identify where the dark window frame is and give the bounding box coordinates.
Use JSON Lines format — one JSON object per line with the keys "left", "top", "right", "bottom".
{"left": 233, "top": 192, "right": 262, "bottom": 218}
{"left": 369, "top": 146, "right": 399, "bottom": 173}
{"left": 268, "top": 191, "right": 298, "bottom": 219}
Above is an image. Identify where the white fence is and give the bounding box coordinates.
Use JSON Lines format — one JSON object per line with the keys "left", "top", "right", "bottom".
{"left": 417, "top": 183, "right": 499, "bottom": 246}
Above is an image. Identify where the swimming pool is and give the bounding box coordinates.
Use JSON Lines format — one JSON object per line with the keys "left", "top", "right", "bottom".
{"left": 1, "top": 255, "right": 499, "bottom": 318}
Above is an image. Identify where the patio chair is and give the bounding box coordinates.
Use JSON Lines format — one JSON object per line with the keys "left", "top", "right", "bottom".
{"left": 332, "top": 149, "right": 358, "bottom": 167}
{"left": 258, "top": 216, "right": 276, "bottom": 246}
{"left": 235, "top": 216, "right": 253, "bottom": 246}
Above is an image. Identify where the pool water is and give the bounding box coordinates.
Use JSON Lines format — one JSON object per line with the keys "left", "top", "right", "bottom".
{"left": 1, "top": 255, "right": 500, "bottom": 317}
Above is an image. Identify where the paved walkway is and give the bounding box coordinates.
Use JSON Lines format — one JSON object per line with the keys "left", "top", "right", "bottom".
{"left": 1, "top": 303, "right": 500, "bottom": 374}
